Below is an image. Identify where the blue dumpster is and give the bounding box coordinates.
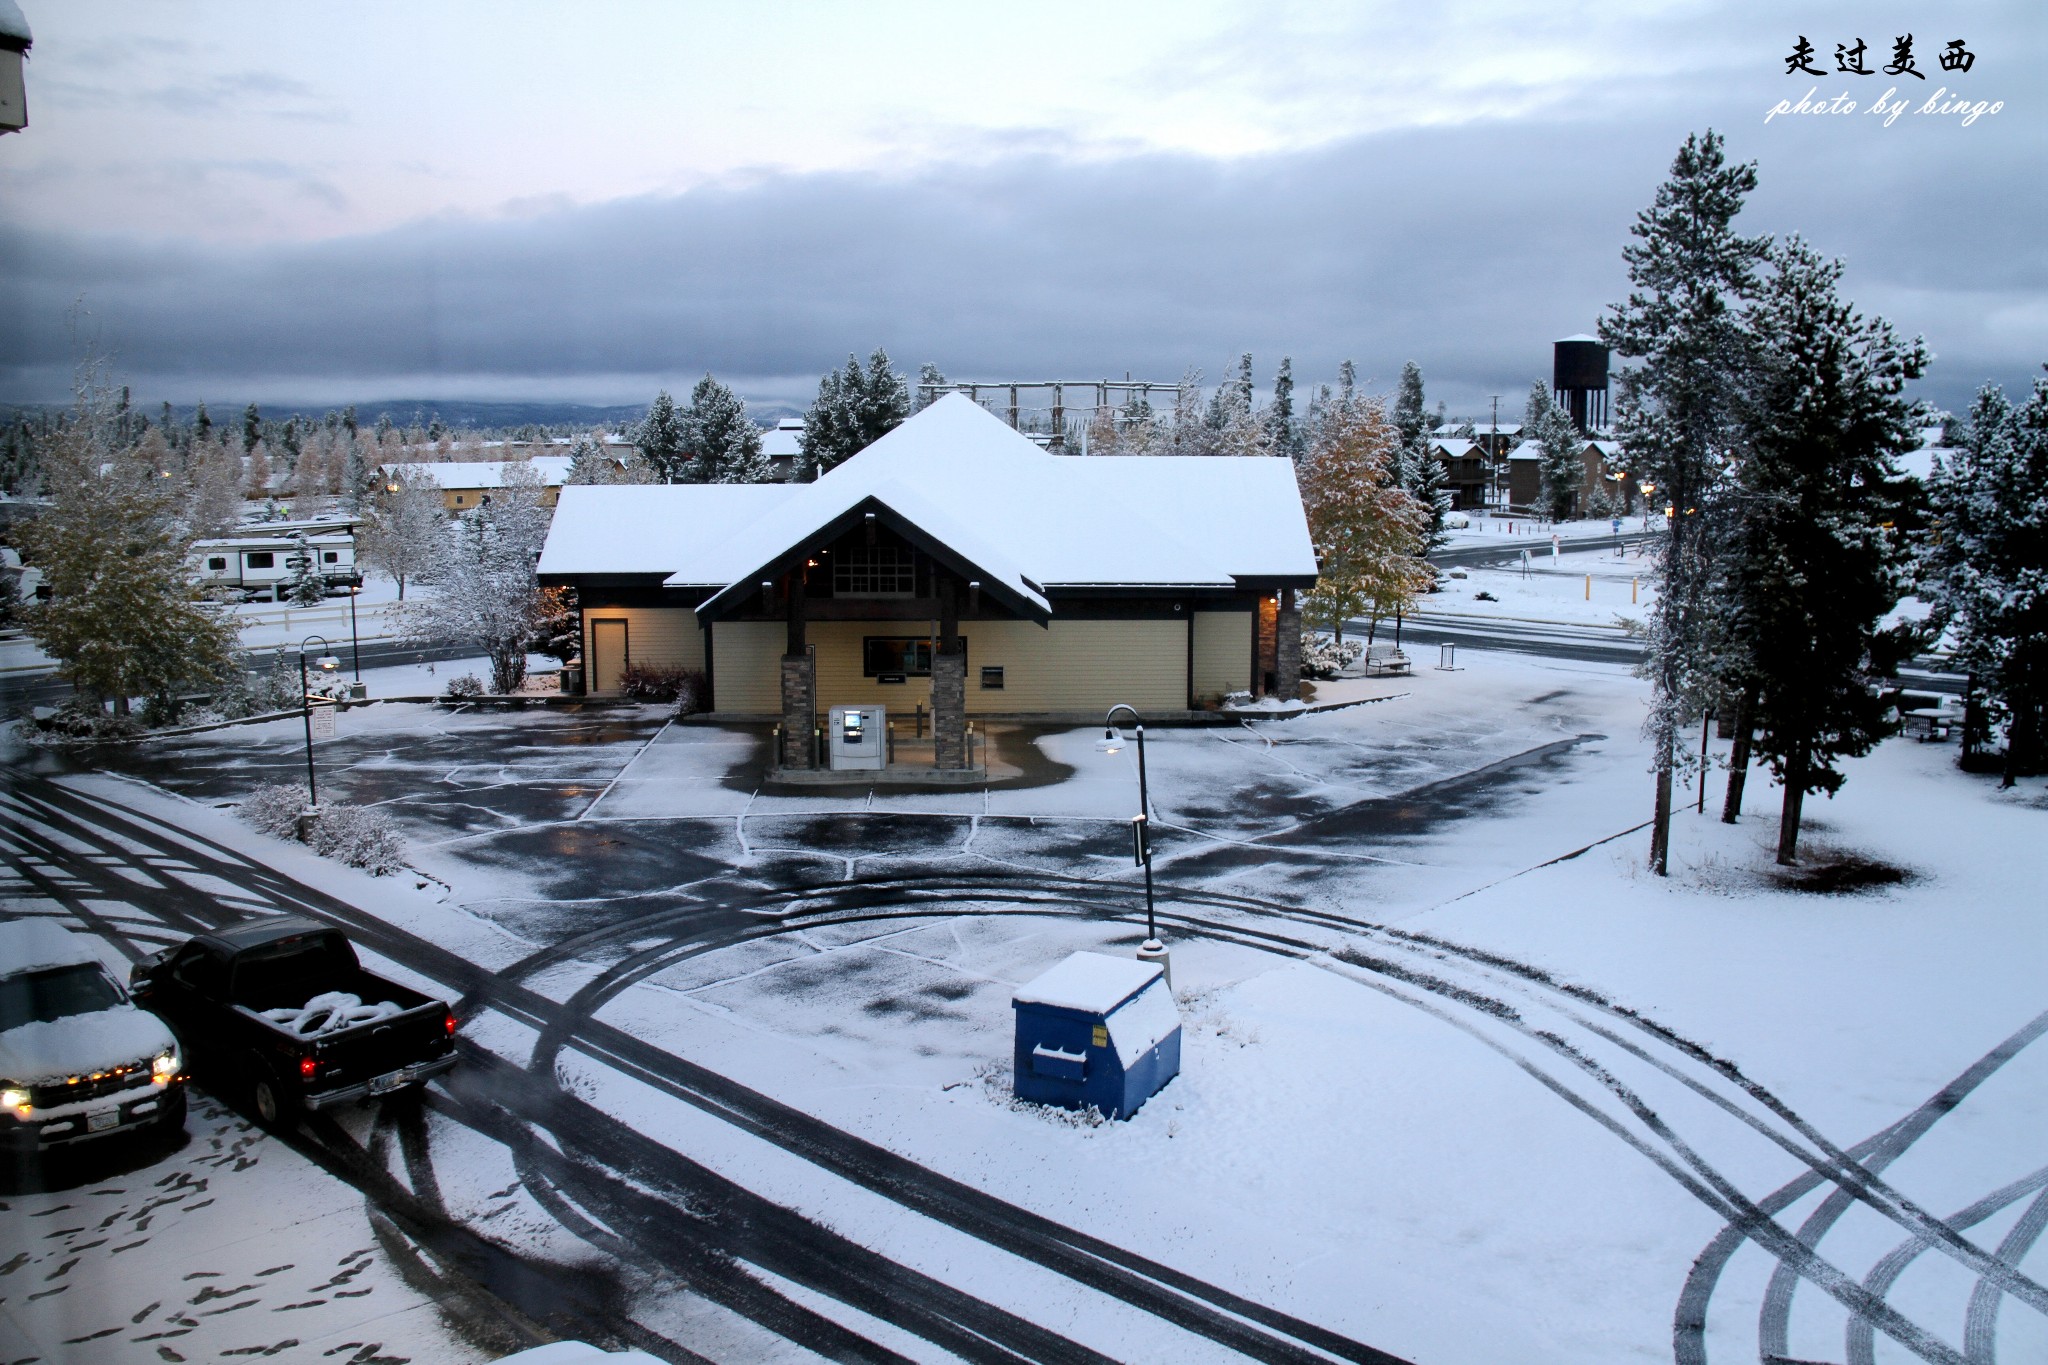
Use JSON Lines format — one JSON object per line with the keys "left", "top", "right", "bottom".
{"left": 1012, "top": 952, "right": 1181, "bottom": 1119}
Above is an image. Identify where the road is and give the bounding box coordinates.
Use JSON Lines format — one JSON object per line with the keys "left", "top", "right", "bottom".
{"left": 0, "top": 637, "right": 485, "bottom": 715}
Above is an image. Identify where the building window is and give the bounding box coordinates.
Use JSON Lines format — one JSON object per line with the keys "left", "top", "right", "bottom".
{"left": 454, "top": 494, "right": 466, "bottom": 506}
{"left": 980, "top": 666, "right": 1005, "bottom": 690}
{"left": 834, "top": 545, "right": 916, "bottom": 597}
{"left": 245, "top": 552, "right": 274, "bottom": 569}
{"left": 863, "top": 636, "right": 964, "bottom": 677}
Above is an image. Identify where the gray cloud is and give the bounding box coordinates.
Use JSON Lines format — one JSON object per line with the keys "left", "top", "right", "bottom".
{"left": 4, "top": 108, "right": 2043, "bottom": 418}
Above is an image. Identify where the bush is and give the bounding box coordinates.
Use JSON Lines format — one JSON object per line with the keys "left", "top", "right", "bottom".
{"left": 28, "top": 701, "right": 145, "bottom": 742}
{"left": 446, "top": 673, "right": 485, "bottom": 698}
{"left": 239, "top": 781, "right": 407, "bottom": 876}
{"left": 240, "top": 781, "right": 308, "bottom": 837}
{"left": 214, "top": 648, "right": 304, "bottom": 719}
{"left": 1299, "top": 633, "right": 1363, "bottom": 680}
{"left": 306, "top": 804, "right": 406, "bottom": 876}
{"left": 617, "top": 663, "right": 708, "bottom": 709}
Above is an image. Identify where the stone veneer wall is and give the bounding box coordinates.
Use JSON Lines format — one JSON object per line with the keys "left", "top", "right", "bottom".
{"left": 931, "top": 652, "right": 968, "bottom": 768}
{"left": 779, "top": 653, "right": 816, "bottom": 768}
{"left": 1275, "top": 595, "right": 1302, "bottom": 701}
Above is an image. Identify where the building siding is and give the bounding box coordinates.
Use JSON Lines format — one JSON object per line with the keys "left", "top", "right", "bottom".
{"left": 1191, "top": 611, "right": 1252, "bottom": 701}
{"left": 581, "top": 607, "right": 705, "bottom": 691}
{"left": 710, "top": 617, "right": 1188, "bottom": 716}
{"left": 711, "top": 620, "right": 787, "bottom": 713}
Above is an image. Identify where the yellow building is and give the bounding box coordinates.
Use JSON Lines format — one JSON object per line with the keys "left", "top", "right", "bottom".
{"left": 538, "top": 396, "right": 1317, "bottom": 769}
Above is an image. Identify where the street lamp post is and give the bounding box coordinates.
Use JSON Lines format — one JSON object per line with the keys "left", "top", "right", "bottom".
{"left": 1095, "top": 703, "right": 1170, "bottom": 983}
{"left": 347, "top": 584, "right": 362, "bottom": 683}
{"left": 297, "top": 634, "right": 340, "bottom": 808}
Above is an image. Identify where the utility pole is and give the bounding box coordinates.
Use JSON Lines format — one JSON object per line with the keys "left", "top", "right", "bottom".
{"left": 1490, "top": 395, "right": 1501, "bottom": 509}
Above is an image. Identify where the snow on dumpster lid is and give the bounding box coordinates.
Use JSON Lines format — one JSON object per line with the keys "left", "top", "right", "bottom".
{"left": 1012, "top": 951, "right": 1162, "bottom": 1014}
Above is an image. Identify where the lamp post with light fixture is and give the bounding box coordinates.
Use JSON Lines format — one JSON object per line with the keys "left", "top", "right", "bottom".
{"left": 298, "top": 634, "right": 340, "bottom": 807}
{"left": 1095, "top": 703, "right": 1170, "bottom": 983}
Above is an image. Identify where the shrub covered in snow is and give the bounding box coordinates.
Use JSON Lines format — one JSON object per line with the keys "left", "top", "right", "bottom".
{"left": 238, "top": 782, "right": 407, "bottom": 876}
{"left": 445, "top": 673, "right": 485, "bottom": 698}
{"left": 1299, "top": 632, "right": 1363, "bottom": 679}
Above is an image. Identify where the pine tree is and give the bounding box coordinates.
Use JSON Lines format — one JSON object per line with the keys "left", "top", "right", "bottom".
{"left": 18, "top": 388, "right": 241, "bottom": 717}
{"left": 1922, "top": 375, "right": 2048, "bottom": 785}
{"left": 1263, "top": 357, "right": 1302, "bottom": 462}
{"left": 798, "top": 350, "right": 909, "bottom": 479}
{"left": 636, "top": 390, "right": 689, "bottom": 483}
{"left": 242, "top": 402, "right": 262, "bottom": 454}
{"left": 284, "top": 532, "right": 327, "bottom": 607}
{"left": 184, "top": 434, "right": 244, "bottom": 537}
{"left": 1392, "top": 362, "right": 1452, "bottom": 548}
{"left": 1723, "top": 239, "right": 1926, "bottom": 859}
{"left": 1393, "top": 362, "right": 1430, "bottom": 449}
{"left": 913, "top": 362, "right": 949, "bottom": 413}
{"left": 1525, "top": 381, "right": 1584, "bottom": 520}
{"left": 1297, "top": 396, "right": 1432, "bottom": 646}
{"left": 411, "top": 464, "right": 550, "bottom": 693}
{"left": 194, "top": 402, "right": 213, "bottom": 444}
{"left": 1600, "top": 129, "right": 1768, "bottom": 875}
{"left": 685, "top": 374, "right": 770, "bottom": 484}
{"left": 1166, "top": 366, "right": 1206, "bottom": 454}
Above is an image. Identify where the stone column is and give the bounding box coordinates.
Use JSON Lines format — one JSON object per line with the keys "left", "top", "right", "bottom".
{"left": 931, "top": 652, "right": 968, "bottom": 769}
{"left": 1254, "top": 595, "right": 1278, "bottom": 696}
{"left": 779, "top": 653, "right": 815, "bottom": 769}
{"left": 1275, "top": 588, "right": 1302, "bottom": 702}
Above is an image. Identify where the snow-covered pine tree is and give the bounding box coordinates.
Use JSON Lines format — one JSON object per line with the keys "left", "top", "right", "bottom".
{"left": 411, "top": 468, "right": 548, "bottom": 694}
{"left": 797, "top": 365, "right": 847, "bottom": 482}
{"left": 242, "top": 402, "right": 262, "bottom": 453}
{"left": 635, "top": 390, "right": 689, "bottom": 483}
{"left": 1166, "top": 366, "right": 1206, "bottom": 454}
{"left": 184, "top": 434, "right": 243, "bottom": 537}
{"left": 284, "top": 532, "right": 327, "bottom": 607}
{"left": 1392, "top": 363, "right": 1451, "bottom": 549}
{"left": 1296, "top": 395, "right": 1432, "bottom": 647}
{"left": 799, "top": 350, "right": 909, "bottom": 479}
{"left": 913, "top": 362, "right": 948, "bottom": 413}
{"left": 1600, "top": 128, "right": 1768, "bottom": 875}
{"left": 856, "top": 349, "right": 911, "bottom": 447}
{"left": 686, "top": 374, "right": 770, "bottom": 484}
{"left": 1723, "top": 239, "right": 1925, "bottom": 860}
{"left": 1922, "top": 375, "right": 2048, "bottom": 785}
{"left": 1525, "top": 381, "right": 1584, "bottom": 521}
{"left": 1263, "top": 357, "right": 1303, "bottom": 462}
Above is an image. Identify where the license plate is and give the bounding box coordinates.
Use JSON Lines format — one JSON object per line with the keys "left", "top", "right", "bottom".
{"left": 86, "top": 1108, "right": 119, "bottom": 1132}
{"left": 368, "top": 1068, "right": 409, "bottom": 1096}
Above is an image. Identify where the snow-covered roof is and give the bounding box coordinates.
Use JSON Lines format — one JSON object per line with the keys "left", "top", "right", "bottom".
{"left": 1440, "top": 422, "right": 1520, "bottom": 437}
{"left": 539, "top": 395, "right": 1317, "bottom": 610}
{"left": 1433, "top": 438, "right": 1477, "bottom": 459}
{"left": 0, "top": 0, "right": 30, "bottom": 47}
{"left": 763, "top": 420, "right": 805, "bottom": 459}
{"left": 0, "top": 919, "right": 100, "bottom": 975}
{"left": 1508, "top": 440, "right": 1542, "bottom": 462}
{"left": 1556, "top": 333, "right": 1602, "bottom": 345}
{"left": 1012, "top": 951, "right": 1163, "bottom": 1014}
{"left": 381, "top": 457, "right": 573, "bottom": 489}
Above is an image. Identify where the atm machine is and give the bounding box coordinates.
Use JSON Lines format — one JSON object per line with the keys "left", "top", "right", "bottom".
{"left": 827, "top": 705, "right": 886, "bottom": 770}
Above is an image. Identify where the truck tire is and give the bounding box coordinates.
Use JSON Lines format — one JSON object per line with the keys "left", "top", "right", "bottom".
{"left": 249, "top": 1064, "right": 297, "bottom": 1129}
{"left": 154, "top": 1086, "right": 188, "bottom": 1140}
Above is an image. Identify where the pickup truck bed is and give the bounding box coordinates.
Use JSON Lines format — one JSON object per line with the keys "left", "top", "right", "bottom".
{"left": 132, "top": 917, "right": 456, "bottom": 1121}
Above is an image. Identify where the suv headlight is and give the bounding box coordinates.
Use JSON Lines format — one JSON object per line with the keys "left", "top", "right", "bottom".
{"left": 152, "top": 1049, "right": 179, "bottom": 1082}
{"left": 2, "top": 1087, "right": 28, "bottom": 1114}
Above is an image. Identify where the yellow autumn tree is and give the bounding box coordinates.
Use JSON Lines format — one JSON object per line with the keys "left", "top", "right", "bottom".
{"left": 1297, "top": 395, "right": 1432, "bottom": 646}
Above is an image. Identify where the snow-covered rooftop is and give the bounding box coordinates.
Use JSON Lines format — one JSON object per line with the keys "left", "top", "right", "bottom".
{"left": 381, "top": 456, "right": 573, "bottom": 489}
{"left": 539, "top": 395, "right": 1317, "bottom": 607}
{"left": 1012, "top": 951, "right": 1163, "bottom": 1014}
{"left": 763, "top": 420, "right": 805, "bottom": 459}
{"left": 0, "top": 0, "right": 30, "bottom": 46}
{"left": 1434, "top": 438, "right": 1477, "bottom": 458}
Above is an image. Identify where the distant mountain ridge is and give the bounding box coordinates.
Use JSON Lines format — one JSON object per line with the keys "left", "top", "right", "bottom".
{"left": 2, "top": 398, "right": 810, "bottom": 431}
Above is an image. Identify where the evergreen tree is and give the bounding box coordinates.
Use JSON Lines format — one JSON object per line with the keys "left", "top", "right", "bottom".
{"left": 1922, "top": 375, "right": 2048, "bottom": 785}
{"left": 19, "top": 387, "right": 241, "bottom": 717}
{"left": 685, "top": 374, "right": 770, "bottom": 484}
{"left": 913, "top": 362, "right": 949, "bottom": 413}
{"left": 1526, "top": 381, "right": 1584, "bottom": 520}
{"left": 1166, "top": 366, "right": 1206, "bottom": 455}
{"left": 1263, "top": 357, "right": 1302, "bottom": 462}
{"left": 411, "top": 463, "right": 551, "bottom": 693}
{"left": 1393, "top": 362, "right": 1452, "bottom": 547}
{"left": 1600, "top": 129, "right": 1769, "bottom": 875}
{"left": 184, "top": 434, "right": 243, "bottom": 537}
{"left": 635, "top": 390, "right": 689, "bottom": 483}
{"left": 284, "top": 532, "right": 327, "bottom": 607}
{"left": 194, "top": 402, "right": 213, "bottom": 444}
{"left": 1724, "top": 239, "right": 1926, "bottom": 859}
{"left": 798, "top": 349, "right": 909, "bottom": 479}
{"left": 244, "top": 439, "right": 272, "bottom": 501}
{"left": 242, "top": 402, "right": 262, "bottom": 453}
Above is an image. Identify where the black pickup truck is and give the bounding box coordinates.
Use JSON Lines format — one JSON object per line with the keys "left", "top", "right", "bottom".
{"left": 131, "top": 917, "right": 457, "bottom": 1125}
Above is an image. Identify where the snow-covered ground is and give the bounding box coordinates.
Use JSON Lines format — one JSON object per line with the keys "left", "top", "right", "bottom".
{"left": 5, "top": 644, "right": 2043, "bottom": 1363}
{"left": 1428, "top": 543, "right": 1658, "bottom": 628}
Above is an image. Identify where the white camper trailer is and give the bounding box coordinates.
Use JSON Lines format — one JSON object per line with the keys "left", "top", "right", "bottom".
{"left": 191, "top": 522, "right": 360, "bottom": 600}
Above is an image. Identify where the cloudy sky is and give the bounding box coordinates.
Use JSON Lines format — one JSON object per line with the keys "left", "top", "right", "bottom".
{"left": 1, "top": 1, "right": 2042, "bottom": 419}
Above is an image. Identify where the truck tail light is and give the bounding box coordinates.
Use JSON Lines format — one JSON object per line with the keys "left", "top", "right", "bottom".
{"left": 444, "top": 1011, "right": 457, "bottom": 1037}
{"left": 300, "top": 1056, "right": 319, "bottom": 1079}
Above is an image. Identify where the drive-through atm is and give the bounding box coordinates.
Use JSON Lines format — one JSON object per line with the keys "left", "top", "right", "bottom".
{"left": 827, "top": 705, "right": 886, "bottom": 770}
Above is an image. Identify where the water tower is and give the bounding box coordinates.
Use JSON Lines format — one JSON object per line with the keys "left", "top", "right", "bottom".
{"left": 0, "top": 2, "right": 28, "bottom": 135}
{"left": 1553, "top": 334, "right": 1609, "bottom": 435}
